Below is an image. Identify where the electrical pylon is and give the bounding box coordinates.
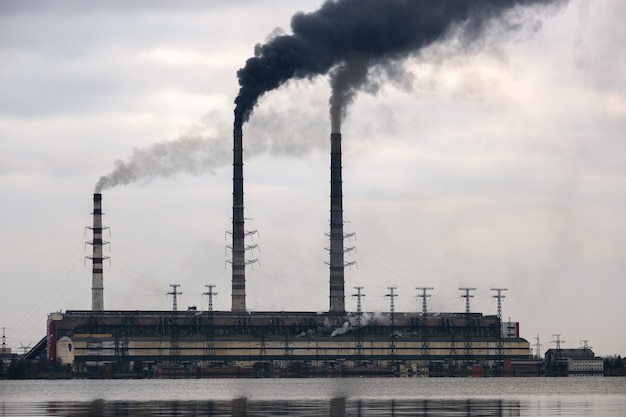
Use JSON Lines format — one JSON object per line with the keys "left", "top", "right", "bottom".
{"left": 352, "top": 286, "right": 365, "bottom": 358}
{"left": 203, "top": 284, "right": 218, "bottom": 312}
{"left": 385, "top": 287, "right": 398, "bottom": 361}
{"left": 490, "top": 288, "right": 507, "bottom": 321}
{"left": 459, "top": 287, "right": 476, "bottom": 315}
{"left": 534, "top": 334, "right": 543, "bottom": 359}
{"left": 459, "top": 287, "right": 476, "bottom": 362}
{"left": 491, "top": 288, "right": 508, "bottom": 358}
{"left": 416, "top": 287, "right": 433, "bottom": 359}
{"left": 167, "top": 284, "right": 182, "bottom": 312}
{"left": 416, "top": 287, "right": 433, "bottom": 317}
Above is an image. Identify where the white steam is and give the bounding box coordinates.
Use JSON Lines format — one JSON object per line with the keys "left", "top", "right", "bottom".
{"left": 330, "top": 321, "right": 351, "bottom": 337}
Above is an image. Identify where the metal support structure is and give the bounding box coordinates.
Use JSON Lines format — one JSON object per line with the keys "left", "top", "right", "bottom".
{"left": 490, "top": 288, "right": 507, "bottom": 321}
{"left": 551, "top": 334, "right": 565, "bottom": 370}
{"left": 490, "top": 288, "right": 507, "bottom": 357}
{"left": 580, "top": 339, "right": 592, "bottom": 353}
{"left": 385, "top": 287, "right": 398, "bottom": 361}
{"left": 203, "top": 285, "right": 218, "bottom": 312}
{"left": 459, "top": 287, "right": 476, "bottom": 315}
{"left": 170, "top": 324, "right": 180, "bottom": 357}
{"left": 533, "top": 334, "right": 543, "bottom": 359}
{"left": 416, "top": 287, "right": 433, "bottom": 358}
{"left": 167, "top": 284, "right": 182, "bottom": 312}
{"left": 416, "top": 287, "right": 433, "bottom": 317}
{"left": 552, "top": 334, "right": 564, "bottom": 350}
{"left": 352, "top": 286, "right": 365, "bottom": 358}
{"left": 202, "top": 285, "right": 217, "bottom": 357}
{"left": 260, "top": 332, "right": 267, "bottom": 357}
{"left": 459, "top": 288, "right": 476, "bottom": 362}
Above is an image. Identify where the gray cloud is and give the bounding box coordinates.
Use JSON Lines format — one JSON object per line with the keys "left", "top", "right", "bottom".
{"left": 1, "top": 0, "right": 626, "bottom": 358}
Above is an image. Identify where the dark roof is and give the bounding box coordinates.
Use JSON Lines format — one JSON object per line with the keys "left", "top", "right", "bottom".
{"left": 545, "top": 348, "right": 597, "bottom": 359}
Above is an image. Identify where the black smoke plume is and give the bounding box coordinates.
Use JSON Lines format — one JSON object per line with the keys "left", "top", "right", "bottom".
{"left": 234, "top": 0, "right": 565, "bottom": 130}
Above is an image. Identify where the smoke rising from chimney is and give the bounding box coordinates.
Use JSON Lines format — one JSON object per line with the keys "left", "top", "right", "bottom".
{"left": 93, "top": 109, "right": 328, "bottom": 193}
{"left": 94, "top": 134, "right": 230, "bottom": 192}
{"left": 234, "top": 0, "right": 565, "bottom": 129}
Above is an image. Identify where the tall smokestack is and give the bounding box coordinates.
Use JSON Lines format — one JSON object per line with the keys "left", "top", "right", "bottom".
{"left": 231, "top": 123, "right": 246, "bottom": 312}
{"left": 329, "top": 132, "right": 345, "bottom": 313}
{"left": 87, "top": 193, "right": 108, "bottom": 311}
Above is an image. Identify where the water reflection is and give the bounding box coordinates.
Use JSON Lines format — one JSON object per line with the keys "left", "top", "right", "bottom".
{"left": 4, "top": 398, "right": 522, "bottom": 417}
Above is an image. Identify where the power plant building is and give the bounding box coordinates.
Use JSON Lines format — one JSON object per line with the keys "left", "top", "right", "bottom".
{"left": 47, "top": 309, "right": 529, "bottom": 375}
{"left": 46, "top": 130, "right": 532, "bottom": 376}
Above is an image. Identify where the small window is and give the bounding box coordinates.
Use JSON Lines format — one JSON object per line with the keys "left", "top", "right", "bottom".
{"left": 68, "top": 343, "right": 73, "bottom": 352}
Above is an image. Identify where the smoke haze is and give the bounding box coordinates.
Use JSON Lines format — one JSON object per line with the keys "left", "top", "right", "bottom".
{"left": 96, "top": 0, "right": 566, "bottom": 192}
{"left": 94, "top": 134, "right": 230, "bottom": 192}
{"left": 234, "top": 0, "right": 565, "bottom": 129}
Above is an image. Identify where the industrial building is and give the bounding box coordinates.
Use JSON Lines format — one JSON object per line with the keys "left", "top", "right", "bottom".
{"left": 48, "top": 309, "right": 529, "bottom": 375}
{"left": 544, "top": 347, "right": 604, "bottom": 376}
{"left": 45, "top": 128, "right": 532, "bottom": 376}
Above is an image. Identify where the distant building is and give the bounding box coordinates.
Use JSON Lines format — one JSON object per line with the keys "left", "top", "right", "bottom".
{"left": 544, "top": 348, "right": 603, "bottom": 375}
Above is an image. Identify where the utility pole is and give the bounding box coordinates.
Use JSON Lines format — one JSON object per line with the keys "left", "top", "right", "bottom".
{"left": 202, "top": 285, "right": 217, "bottom": 357}
{"left": 416, "top": 287, "right": 433, "bottom": 317}
{"left": 203, "top": 284, "right": 218, "bottom": 312}
{"left": 490, "top": 288, "right": 507, "bottom": 321}
{"left": 534, "top": 334, "right": 543, "bottom": 359}
{"left": 580, "top": 339, "right": 592, "bottom": 355}
{"left": 352, "top": 286, "right": 365, "bottom": 329}
{"left": 459, "top": 287, "right": 476, "bottom": 315}
{"left": 167, "top": 284, "right": 182, "bottom": 312}
{"left": 352, "top": 286, "right": 365, "bottom": 359}
{"left": 416, "top": 287, "right": 433, "bottom": 360}
{"left": 490, "top": 288, "right": 507, "bottom": 359}
{"left": 459, "top": 288, "right": 476, "bottom": 364}
{"left": 385, "top": 287, "right": 398, "bottom": 362}
{"left": 385, "top": 287, "right": 397, "bottom": 327}
{"left": 552, "top": 334, "right": 564, "bottom": 350}
{"left": 551, "top": 334, "right": 565, "bottom": 371}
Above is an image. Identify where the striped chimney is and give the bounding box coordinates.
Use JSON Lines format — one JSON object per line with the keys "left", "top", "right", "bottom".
{"left": 88, "top": 193, "right": 108, "bottom": 311}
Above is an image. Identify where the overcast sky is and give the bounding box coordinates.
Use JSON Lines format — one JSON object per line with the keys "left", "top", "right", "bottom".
{"left": 1, "top": 0, "right": 625, "bottom": 357}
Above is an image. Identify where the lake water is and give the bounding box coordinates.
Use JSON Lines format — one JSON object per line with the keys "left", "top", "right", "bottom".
{"left": 1, "top": 377, "right": 625, "bottom": 416}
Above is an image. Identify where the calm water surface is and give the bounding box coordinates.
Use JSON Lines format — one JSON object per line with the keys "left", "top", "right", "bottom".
{"left": 1, "top": 377, "right": 625, "bottom": 416}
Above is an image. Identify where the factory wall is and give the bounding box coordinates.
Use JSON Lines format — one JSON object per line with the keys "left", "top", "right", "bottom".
{"left": 49, "top": 310, "right": 530, "bottom": 370}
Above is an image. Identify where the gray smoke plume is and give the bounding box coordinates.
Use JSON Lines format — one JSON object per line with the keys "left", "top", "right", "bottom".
{"left": 94, "top": 134, "right": 230, "bottom": 192}
{"left": 234, "top": 0, "right": 566, "bottom": 130}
